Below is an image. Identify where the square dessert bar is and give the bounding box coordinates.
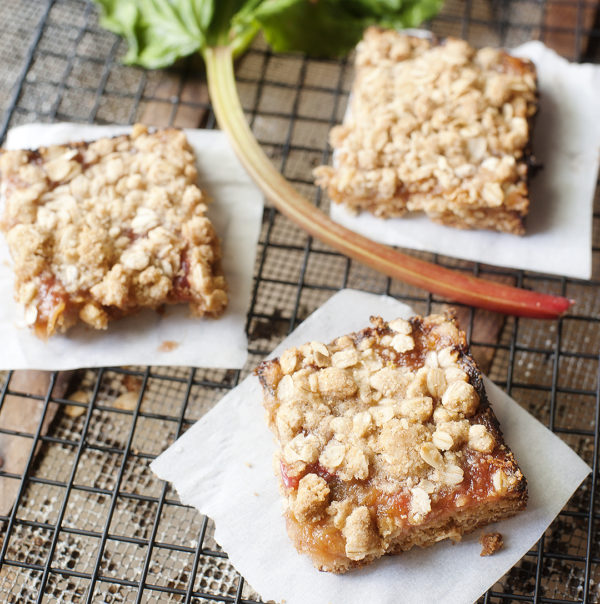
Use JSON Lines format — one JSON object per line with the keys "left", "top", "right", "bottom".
{"left": 0, "top": 124, "right": 227, "bottom": 337}
{"left": 315, "top": 28, "right": 538, "bottom": 235}
{"left": 256, "top": 314, "right": 527, "bottom": 573}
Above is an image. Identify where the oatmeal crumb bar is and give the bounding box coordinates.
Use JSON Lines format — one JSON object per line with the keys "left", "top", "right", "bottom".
{"left": 0, "top": 124, "right": 227, "bottom": 337}
{"left": 256, "top": 314, "right": 527, "bottom": 573}
{"left": 314, "top": 28, "right": 538, "bottom": 235}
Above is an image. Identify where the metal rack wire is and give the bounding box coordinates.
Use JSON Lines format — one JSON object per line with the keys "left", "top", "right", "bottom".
{"left": 0, "top": 0, "right": 598, "bottom": 601}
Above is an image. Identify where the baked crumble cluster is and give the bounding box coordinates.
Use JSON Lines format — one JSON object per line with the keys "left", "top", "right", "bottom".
{"left": 256, "top": 314, "right": 527, "bottom": 573}
{"left": 315, "top": 28, "right": 538, "bottom": 235}
{"left": 0, "top": 124, "right": 227, "bottom": 337}
{"left": 480, "top": 531, "right": 504, "bottom": 556}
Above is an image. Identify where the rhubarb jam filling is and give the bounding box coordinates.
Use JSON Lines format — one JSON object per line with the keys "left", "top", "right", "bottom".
{"left": 171, "top": 252, "right": 192, "bottom": 303}
{"left": 33, "top": 275, "right": 75, "bottom": 337}
{"left": 286, "top": 514, "right": 348, "bottom": 569}
{"left": 281, "top": 444, "right": 512, "bottom": 560}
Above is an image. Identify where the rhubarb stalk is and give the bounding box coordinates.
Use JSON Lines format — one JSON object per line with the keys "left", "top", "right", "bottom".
{"left": 204, "top": 45, "right": 571, "bottom": 319}
{"left": 94, "top": 0, "right": 574, "bottom": 319}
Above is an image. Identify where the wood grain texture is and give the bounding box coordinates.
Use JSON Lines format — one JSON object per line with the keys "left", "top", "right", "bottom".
{"left": 543, "top": 0, "right": 600, "bottom": 58}
{"left": 0, "top": 371, "right": 71, "bottom": 515}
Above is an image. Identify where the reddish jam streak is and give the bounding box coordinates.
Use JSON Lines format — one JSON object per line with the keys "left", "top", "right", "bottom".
{"left": 172, "top": 253, "right": 191, "bottom": 301}
{"left": 280, "top": 461, "right": 299, "bottom": 490}
{"left": 280, "top": 461, "right": 335, "bottom": 491}
{"left": 37, "top": 276, "right": 68, "bottom": 323}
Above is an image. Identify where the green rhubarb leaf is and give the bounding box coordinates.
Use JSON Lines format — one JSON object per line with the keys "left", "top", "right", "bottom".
{"left": 95, "top": 0, "right": 214, "bottom": 69}
{"left": 94, "top": 0, "right": 445, "bottom": 67}
{"left": 237, "top": 0, "right": 368, "bottom": 57}
{"left": 373, "top": 0, "right": 445, "bottom": 29}
{"left": 206, "top": 0, "right": 257, "bottom": 47}
{"left": 94, "top": 0, "right": 262, "bottom": 66}
{"left": 235, "top": 0, "right": 444, "bottom": 57}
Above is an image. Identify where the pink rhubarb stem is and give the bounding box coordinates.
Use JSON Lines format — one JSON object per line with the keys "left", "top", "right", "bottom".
{"left": 204, "top": 45, "right": 573, "bottom": 319}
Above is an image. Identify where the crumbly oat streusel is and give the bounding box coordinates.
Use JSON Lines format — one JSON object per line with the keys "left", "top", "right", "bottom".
{"left": 0, "top": 124, "right": 227, "bottom": 337}
{"left": 480, "top": 531, "right": 504, "bottom": 556}
{"left": 256, "top": 314, "right": 527, "bottom": 573}
{"left": 314, "top": 28, "right": 538, "bottom": 235}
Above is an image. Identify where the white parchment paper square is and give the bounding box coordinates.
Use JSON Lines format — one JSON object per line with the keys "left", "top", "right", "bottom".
{"left": 0, "top": 123, "right": 264, "bottom": 370}
{"left": 330, "top": 42, "right": 600, "bottom": 279}
{"left": 152, "top": 289, "right": 591, "bottom": 604}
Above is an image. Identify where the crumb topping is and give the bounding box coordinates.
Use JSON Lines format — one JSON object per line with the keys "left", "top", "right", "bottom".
{"left": 0, "top": 124, "right": 227, "bottom": 336}
{"left": 314, "top": 28, "right": 538, "bottom": 234}
{"left": 292, "top": 473, "right": 331, "bottom": 522}
{"left": 480, "top": 531, "right": 504, "bottom": 556}
{"left": 258, "top": 314, "right": 526, "bottom": 570}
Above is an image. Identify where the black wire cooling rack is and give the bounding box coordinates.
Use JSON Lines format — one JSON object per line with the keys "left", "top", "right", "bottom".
{"left": 0, "top": 0, "right": 599, "bottom": 602}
